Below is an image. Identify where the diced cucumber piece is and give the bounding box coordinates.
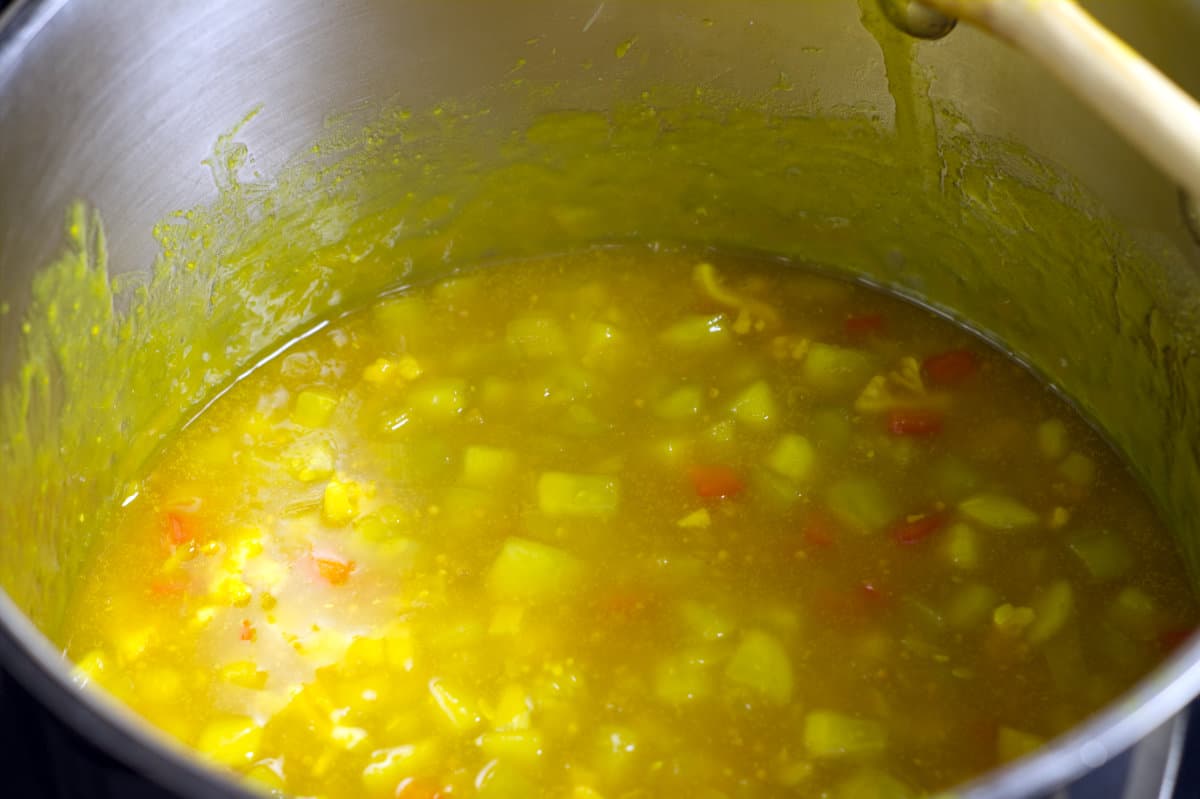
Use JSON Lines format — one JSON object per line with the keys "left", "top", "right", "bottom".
{"left": 802, "top": 343, "right": 875, "bottom": 396}
{"left": 1108, "top": 586, "right": 1162, "bottom": 640}
{"left": 660, "top": 314, "right": 730, "bottom": 351}
{"left": 477, "top": 763, "right": 538, "bottom": 798}
{"left": 291, "top": 390, "right": 338, "bottom": 428}
{"left": 654, "top": 651, "right": 714, "bottom": 706}
{"left": 997, "top": 727, "right": 1044, "bottom": 763}
{"left": 408, "top": 378, "right": 468, "bottom": 420}
{"left": 487, "top": 537, "right": 584, "bottom": 602}
{"left": 1028, "top": 580, "right": 1074, "bottom": 644}
{"left": 1058, "top": 452, "right": 1096, "bottom": 487}
{"left": 958, "top": 494, "right": 1038, "bottom": 530}
{"left": 810, "top": 407, "right": 853, "bottom": 452}
{"left": 489, "top": 684, "right": 533, "bottom": 731}
{"left": 804, "top": 710, "right": 887, "bottom": 758}
{"left": 361, "top": 740, "right": 441, "bottom": 795}
{"left": 1068, "top": 530, "right": 1132, "bottom": 581}
{"left": 941, "top": 522, "right": 981, "bottom": 570}
{"left": 932, "top": 456, "right": 981, "bottom": 500}
{"left": 371, "top": 295, "right": 427, "bottom": 340}
{"left": 654, "top": 385, "right": 704, "bottom": 421}
{"left": 946, "top": 583, "right": 999, "bottom": 630}
{"left": 507, "top": 315, "right": 569, "bottom": 359}
{"left": 678, "top": 600, "right": 736, "bottom": 642}
{"left": 725, "top": 629, "right": 793, "bottom": 704}
{"left": 826, "top": 477, "right": 897, "bottom": 535}
{"left": 766, "top": 434, "right": 816, "bottom": 482}
{"left": 1036, "top": 419, "right": 1068, "bottom": 460}
{"left": 428, "top": 677, "right": 483, "bottom": 732}
{"left": 479, "top": 730, "right": 545, "bottom": 766}
{"left": 676, "top": 508, "right": 712, "bottom": 529}
{"left": 462, "top": 446, "right": 519, "bottom": 488}
{"left": 582, "top": 321, "right": 623, "bottom": 362}
{"left": 836, "top": 770, "right": 914, "bottom": 799}
{"left": 196, "top": 715, "right": 263, "bottom": 768}
{"left": 592, "top": 725, "right": 641, "bottom": 783}
{"left": 537, "top": 472, "right": 619, "bottom": 516}
{"left": 729, "top": 380, "right": 777, "bottom": 429}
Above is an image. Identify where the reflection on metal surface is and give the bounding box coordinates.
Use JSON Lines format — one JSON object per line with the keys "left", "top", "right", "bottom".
{"left": 878, "top": 0, "right": 957, "bottom": 40}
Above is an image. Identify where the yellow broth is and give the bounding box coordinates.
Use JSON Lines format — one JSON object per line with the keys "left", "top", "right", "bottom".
{"left": 64, "top": 249, "right": 1198, "bottom": 798}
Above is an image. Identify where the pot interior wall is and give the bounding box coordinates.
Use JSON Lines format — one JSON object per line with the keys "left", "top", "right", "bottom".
{"left": 2, "top": 0, "right": 1200, "bottom": 660}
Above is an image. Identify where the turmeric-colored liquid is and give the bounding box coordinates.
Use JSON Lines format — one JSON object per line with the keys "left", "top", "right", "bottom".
{"left": 65, "top": 249, "right": 1197, "bottom": 798}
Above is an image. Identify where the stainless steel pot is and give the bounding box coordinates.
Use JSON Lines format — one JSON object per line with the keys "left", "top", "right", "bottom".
{"left": 2, "top": 1, "right": 1200, "bottom": 798}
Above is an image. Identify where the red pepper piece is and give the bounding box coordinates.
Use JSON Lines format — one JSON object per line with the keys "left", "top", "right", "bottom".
{"left": 922, "top": 349, "right": 979, "bottom": 385}
{"left": 688, "top": 465, "right": 746, "bottom": 499}
{"left": 149, "top": 577, "right": 187, "bottom": 597}
{"left": 801, "top": 511, "right": 838, "bottom": 549}
{"left": 1159, "top": 626, "right": 1196, "bottom": 653}
{"left": 890, "top": 511, "right": 950, "bottom": 545}
{"left": 887, "top": 408, "right": 944, "bottom": 437}
{"left": 239, "top": 619, "right": 257, "bottom": 642}
{"left": 315, "top": 556, "right": 355, "bottom": 586}
{"left": 845, "top": 313, "right": 885, "bottom": 337}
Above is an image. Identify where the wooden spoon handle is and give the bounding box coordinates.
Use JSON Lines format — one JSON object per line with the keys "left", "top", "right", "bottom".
{"left": 925, "top": 0, "right": 1200, "bottom": 200}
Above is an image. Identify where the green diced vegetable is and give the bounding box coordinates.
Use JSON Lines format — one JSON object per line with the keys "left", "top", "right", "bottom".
{"left": 802, "top": 343, "right": 875, "bottom": 396}
{"left": 997, "top": 727, "right": 1044, "bottom": 763}
{"left": 507, "top": 315, "right": 569, "bottom": 359}
{"left": 476, "top": 762, "right": 538, "bottom": 798}
{"left": 1028, "top": 580, "right": 1074, "bottom": 644}
{"left": 804, "top": 710, "right": 887, "bottom": 758}
{"left": 1036, "top": 419, "right": 1068, "bottom": 460}
{"left": 479, "top": 730, "right": 545, "bottom": 766}
{"left": 486, "top": 537, "right": 584, "bottom": 602}
{"left": 408, "top": 378, "right": 468, "bottom": 420}
{"left": 729, "top": 380, "right": 777, "bottom": 429}
{"left": 766, "top": 434, "right": 816, "bottom": 482}
{"left": 754, "top": 466, "right": 803, "bottom": 509}
{"left": 291, "top": 390, "right": 338, "bottom": 428}
{"left": 836, "top": 770, "right": 913, "bottom": 799}
{"left": 371, "top": 294, "right": 427, "bottom": 337}
{"left": 428, "top": 677, "right": 483, "bottom": 731}
{"left": 462, "top": 446, "right": 519, "bottom": 488}
{"left": 592, "top": 726, "right": 641, "bottom": 784}
{"left": 1058, "top": 452, "right": 1096, "bottom": 487}
{"left": 1108, "top": 586, "right": 1162, "bottom": 640}
{"left": 654, "top": 385, "right": 704, "bottom": 421}
{"left": 196, "top": 715, "right": 263, "bottom": 768}
{"left": 660, "top": 314, "right": 730, "bottom": 351}
{"left": 902, "top": 597, "right": 945, "bottom": 633}
{"left": 932, "top": 456, "right": 981, "bottom": 500}
{"left": 810, "top": 407, "right": 853, "bottom": 453}
{"left": 678, "top": 600, "right": 736, "bottom": 642}
{"left": 582, "top": 321, "right": 623, "bottom": 363}
{"left": 361, "top": 740, "right": 441, "bottom": 794}
{"left": 946, "top": 583, "right": 999, "bottom": 630}
{"left": 826, "top": 477, "right": 897, "bottom": 534}
{"left": 537, "top": 471, "right": 619, "bottom": 516}
{"left": 654, "top": 651, "right": 714, "bottom": 706}
{"left": 1068, "top": 530, "right": 1132, "bottom": 581}
{"left": 941, "top": 522, "right": 981, "bottom": 570}
{"left": 725, "top": 629, "right": 793, "bottom": 704}
{"left": 958, "top": 494, "right": 1038, "bottom": 530}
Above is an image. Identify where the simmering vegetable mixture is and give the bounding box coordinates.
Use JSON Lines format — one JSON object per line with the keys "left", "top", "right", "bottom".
{"left": 65, "top": 249, "right": 1197, "bottom": 798}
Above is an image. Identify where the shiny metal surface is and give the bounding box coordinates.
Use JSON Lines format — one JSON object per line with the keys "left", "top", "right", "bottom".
{"left": 2, "top": 2, "right": 1200, "bottom": 798}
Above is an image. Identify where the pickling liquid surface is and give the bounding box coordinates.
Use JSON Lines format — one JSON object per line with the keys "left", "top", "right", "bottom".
{"left": 64, "top": 249, "right": 1198, "bottom": 799}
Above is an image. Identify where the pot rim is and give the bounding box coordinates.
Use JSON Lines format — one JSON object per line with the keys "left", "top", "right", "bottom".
{"left": 2, "top": 1, "right": 1200, "bottom": 797}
